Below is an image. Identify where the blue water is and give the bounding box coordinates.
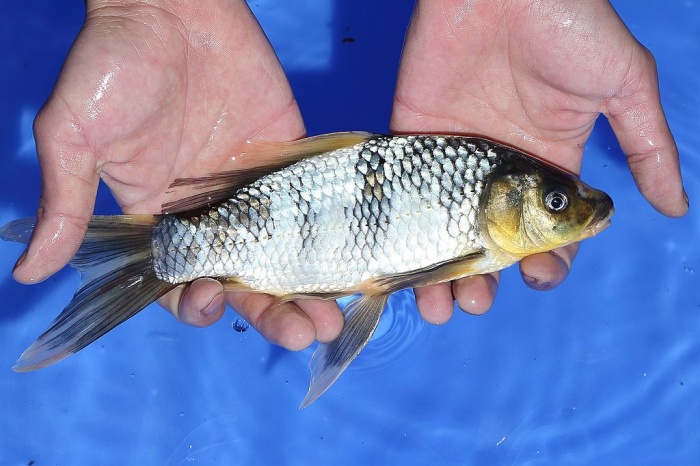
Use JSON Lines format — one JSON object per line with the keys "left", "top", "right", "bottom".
{"left": 1, "top": 1, "right": 698, "bottom": 464}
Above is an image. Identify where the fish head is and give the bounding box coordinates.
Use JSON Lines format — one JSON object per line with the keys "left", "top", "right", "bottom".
{"left": 482, "top": 156, "right": 614, "bottom": 258}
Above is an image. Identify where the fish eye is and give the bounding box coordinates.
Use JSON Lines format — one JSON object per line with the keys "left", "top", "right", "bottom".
{"left": 544, "top": 188, "right": 569, "bottom": 213}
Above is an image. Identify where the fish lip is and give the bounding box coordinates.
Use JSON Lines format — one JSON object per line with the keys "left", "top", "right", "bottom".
{"left": 585, "top": 195, "right": 615, "bottom": 237}
{"left": 586, "top": 214, "right": 612, "bottom": 236}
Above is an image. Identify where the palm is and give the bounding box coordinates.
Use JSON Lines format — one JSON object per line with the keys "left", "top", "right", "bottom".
{"left": 392, "top": 1, "right": 647, "bottom": 174}
{"left": 40, "top": 2, "right": 304, "bottom": 214}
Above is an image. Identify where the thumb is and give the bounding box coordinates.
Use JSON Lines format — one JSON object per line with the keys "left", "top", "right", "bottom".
{"left": 12, "top": 101, "right": 99, "bottom": 284}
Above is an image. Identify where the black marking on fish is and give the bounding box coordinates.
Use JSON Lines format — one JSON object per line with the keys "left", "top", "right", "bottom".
{"left": 352, "top": 139, "right": 393, "bottom": 259}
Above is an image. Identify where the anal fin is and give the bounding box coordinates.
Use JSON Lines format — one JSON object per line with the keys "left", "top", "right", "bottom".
{"left": 299, "top": 293, "right": 389, "bottom": 409}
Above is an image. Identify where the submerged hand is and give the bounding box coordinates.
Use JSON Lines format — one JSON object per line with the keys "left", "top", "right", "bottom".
{"left": 392, "top": 0, "right": 688, "bottom": 322}
{"left": 15, "top": 0, "right": 343, "bottom": 349}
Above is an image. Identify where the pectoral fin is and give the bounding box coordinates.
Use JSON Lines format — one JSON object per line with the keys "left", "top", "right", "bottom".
{"left": 369, "top": 251, "right": 487, "bottom": 294}
{"left": 299, "top": 293, "right": 389, "bottom": 409}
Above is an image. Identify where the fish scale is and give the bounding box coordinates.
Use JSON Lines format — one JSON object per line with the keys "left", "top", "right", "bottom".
{"left": 150, "top": 135, "right": 497, "bottom": 294}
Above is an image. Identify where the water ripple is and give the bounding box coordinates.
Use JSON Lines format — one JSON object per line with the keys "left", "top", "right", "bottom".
{"left": 338, "top": 289, "right": 426, "bottom": 372}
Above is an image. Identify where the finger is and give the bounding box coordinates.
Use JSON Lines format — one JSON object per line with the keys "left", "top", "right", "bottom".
{"left": 157, "top": 284, "right": 186, "bottom": 320}
{"left": 414, "top": 282, "right": 455, "bottom": 325}
{"left": 13, "top": 105, "right": 99, "bottom": 284}
{"left": 452, "top": 272, "right": 500, "bottom": 316}
{"left": 226, "top": 291, "right": 316, "bottom": 351}
{"left": 157, "top": 278, "right": 226, "bottom": 328}
{"left": 606, "top": 47, "right": 688, "bottom": 217}
{"left": 294, "top": 299, "right": 345, "bottom": 343}
{"left": 519, "top": 243, "right": 579, "bottom": 291}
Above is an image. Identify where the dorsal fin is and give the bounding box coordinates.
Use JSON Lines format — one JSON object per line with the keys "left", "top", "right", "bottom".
{"left": 162, "top": 131, "right": 377, "bottom": 214}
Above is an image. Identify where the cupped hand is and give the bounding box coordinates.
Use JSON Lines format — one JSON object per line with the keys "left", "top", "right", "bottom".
{"left": 14, "top": 0, "right": 344, "bottom": 349}
{"left": 391, "top": 0, "right": 688, "bottom": 322}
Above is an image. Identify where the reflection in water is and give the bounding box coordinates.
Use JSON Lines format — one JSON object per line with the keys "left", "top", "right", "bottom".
{"left": 253, "top": 0, "right": 332, "bottom": 72}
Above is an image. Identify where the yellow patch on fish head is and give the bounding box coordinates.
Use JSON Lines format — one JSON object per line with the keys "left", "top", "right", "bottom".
{"left": 483, "top": 169, "right": 614, "bottom": 257}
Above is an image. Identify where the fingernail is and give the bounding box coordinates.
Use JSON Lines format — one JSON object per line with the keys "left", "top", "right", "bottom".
{"left": 522, "top": 273, "right": 551, "bottom": 291}
{"left": 201, "top": 292, "right": 224, "bottom": 317}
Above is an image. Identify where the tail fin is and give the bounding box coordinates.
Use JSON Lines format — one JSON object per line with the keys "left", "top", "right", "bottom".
{"left": 0, "top": 215, "right": 176, "bottom": 371}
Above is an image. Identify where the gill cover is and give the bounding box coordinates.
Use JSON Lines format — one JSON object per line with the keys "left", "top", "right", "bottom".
{"left": 483, "top": 159, "right": 612, "bottom": 257}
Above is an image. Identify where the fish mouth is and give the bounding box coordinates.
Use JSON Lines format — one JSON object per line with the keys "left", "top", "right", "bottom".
{"left": 585, "top": 193, "right": 615, "bottom": 237}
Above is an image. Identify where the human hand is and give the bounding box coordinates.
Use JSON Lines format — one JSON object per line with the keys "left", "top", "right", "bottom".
{"left": 391, "top": 0, "right": 688, "bottom": 323}
{"left": 14, "top": 0, "right": 344, "bottom": 350}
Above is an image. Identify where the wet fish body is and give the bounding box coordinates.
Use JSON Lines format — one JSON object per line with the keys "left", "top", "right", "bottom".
{"left": 155, "top": 136, "right": 506, "bottom": 292}
{"left": 0, "top": 132, "right": 614, "bottom": 407}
